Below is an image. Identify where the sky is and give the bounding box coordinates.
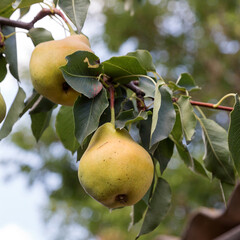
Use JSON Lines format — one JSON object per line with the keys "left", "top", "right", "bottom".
{"left": 0, "top": 1, "right": 138, "bottom": 239}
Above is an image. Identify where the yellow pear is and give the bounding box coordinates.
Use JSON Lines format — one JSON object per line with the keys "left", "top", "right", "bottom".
{"left": 78, "top": 123, "right": 154, "bottom": 209}
{"left": 29, "top": 34, "right": 93, "bottom": 106}
{"left": 0, "top": 92, "right": 6, "bottom": 123}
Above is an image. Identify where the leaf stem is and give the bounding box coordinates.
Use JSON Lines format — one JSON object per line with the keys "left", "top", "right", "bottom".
{"left": 213, "top": 93, "right": 236, "bottom": 108}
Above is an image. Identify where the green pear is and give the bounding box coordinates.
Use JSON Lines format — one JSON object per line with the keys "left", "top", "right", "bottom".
{"left": 29, "top": 34, "right": 93, "bottom": 106}
{"left": 0, "top": 92, "right": 6, "bottom": 123}
{"left": 78, "top": 123, "right": 154, "bottom": 209}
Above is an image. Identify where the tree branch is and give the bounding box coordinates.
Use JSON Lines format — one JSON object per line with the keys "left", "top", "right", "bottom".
{"left": 125, "top": 82, "right": 234, "bottom": 112}
{"left": 0, "top": 8, "right": 69, "bottom": 30}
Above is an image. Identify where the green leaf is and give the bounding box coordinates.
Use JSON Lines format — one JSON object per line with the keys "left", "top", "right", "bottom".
{"left": 0, "top": 86, "right": 26, "bottom": 140}
{"left": 61, "top": 51, "right": 102, "bottom": 98}
{"left": 2, "top": 26, "right": 19, "bottom": 80}
{"left": 138, "top": 76, "right": 155, "bottom": 98}
{"left": 150, "top": 84, "right": 176, "bottom": 148}
{"left": 137, "top": 178, "right": 171, "bottom": 238}
{"left": 199, "top": 118, "right": 235, "bottom": 185}
{"left": 0, "top": 1, "right": 14, "bottom": 17}
{"left": 29, "top": 96, "right": 56, "bottom": 114}
{"left": 74, "top": 88, "right": 109, "bottom": 146}
{"left": 193, "top": 158, "right": 209, "bottom": 178}
{"left": 127, "top": 50, "right": 156, "bottom": 72}
{"left": 116, "top": 109, "right": 150, "bottom": 129}
{"left": 19, "top": 91, "right": 40, "bottom": 117}
{"left": 154, "top": 138, "right": 174, "bottom": 174}
{"left": 177, "top": 95, "right": 197, "bottom": 142}
{"left": 102, "top": 56, "right": 147, "bottom": 83}
{"left": 228, "top": 94, "right": 240, "bottom": 175}
{"left": 170, "top": 107, "right": 193, "bottom": 167}
{"left": 176, "top": 73, "right": 200, "bottom": 92}
{"left": 28, "top": 28, "right": 54, "bottom": 46}
{"left": 59, "top": 0, "right": 90, "bottom": 33}
{"left": 0, "top": 54, "right": 7, "bottom": 82}
{"left": 139, "top": 115, "right": 152, "bottom": 151}
{"left": 19, "top": 7, "right": 30, "bottom": 18}
{"left": 17, "top": 0, "right": 43, "bottom": 8}
{"left": 77, "top": 133, "right": 92, "bottom": 161}
{"left": 31, "top": 110, "right": 52, "bottom": 142}
{"left": 130, "top": 200, "right": 147, "bottom": 227}
{"left": 56, "top": 106, "right": 79, "bottom": 153}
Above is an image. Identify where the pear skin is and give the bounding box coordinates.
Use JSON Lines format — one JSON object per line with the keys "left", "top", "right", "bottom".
{"left": 30, "top": 34, "right": 93, "bottom": 106}
{"left": 0, "top": 92, "right": 6, "bottom": 123}
{"left": 78, "top": 123, "right": 154, "bottom": 209}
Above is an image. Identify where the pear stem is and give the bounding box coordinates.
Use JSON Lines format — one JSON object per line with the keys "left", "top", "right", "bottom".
{"left": 109, "top": 85, "right": 115, "bottom": 126}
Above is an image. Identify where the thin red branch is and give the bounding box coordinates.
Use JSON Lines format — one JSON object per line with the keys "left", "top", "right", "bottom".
{"left": 172, "top": 98, "right": 233, "bottom": 112}
{"left": 189, "top": 100, "right": 233, "bottom": 112}
{"left": 0, "top": 8, "right": 69, "bottom": 30}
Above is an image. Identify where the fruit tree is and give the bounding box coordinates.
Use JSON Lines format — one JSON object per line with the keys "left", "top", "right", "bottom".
{"left": 0, "top": 0, "right": 240, "bottom": 239}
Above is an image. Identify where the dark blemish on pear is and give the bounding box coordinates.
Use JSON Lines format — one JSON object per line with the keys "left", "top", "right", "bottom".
{"left": 62, "top": 82, "right": 70, "bottom": 93}
{"left": 115, "top": 194, "right": 128, "bottom": 204}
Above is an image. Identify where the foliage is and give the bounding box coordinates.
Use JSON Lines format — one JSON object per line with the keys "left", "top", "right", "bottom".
{"left": 0, "top": 0, "right": 240, "bottom": 239}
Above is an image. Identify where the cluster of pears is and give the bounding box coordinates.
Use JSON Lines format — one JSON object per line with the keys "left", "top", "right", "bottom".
{"left": 29, "top": 34, "right": 93, "bottom": 106}
{"left": 78, "top": 122, "right": 154, "bottom": 209}
{"left": 0, "top": 92, "right": 6, "bottom": 123}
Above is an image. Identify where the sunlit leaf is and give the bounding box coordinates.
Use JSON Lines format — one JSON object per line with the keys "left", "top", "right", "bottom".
{"left": 228, "top": 94, "right": 240, "bottom": 175}
{"left": 0, "top": 86, "right": 26, "bottom": 140}
{"left": 59, "top": 0, "right": 90, "bottom": 33}
{"left": 127, "top": 50, "right": 156, "bottom": 72}
{"left": 137, "top": 178, "right": 171, "bottom": 238}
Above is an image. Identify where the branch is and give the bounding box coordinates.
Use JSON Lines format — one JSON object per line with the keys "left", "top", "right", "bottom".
{"left": 0, "top": 8, "right": 69, "bottom": 30}
{"left": 125, "top": 82, "right": 146, "bottom": 111}
{"left": 125, "top": 82, "right": 234, "bottom": 112}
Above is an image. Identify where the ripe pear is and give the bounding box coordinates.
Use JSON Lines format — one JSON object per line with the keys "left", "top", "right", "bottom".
{"left": 0, "top": 92, "right": 6, "bottom": 123}
{"left": 78, "top": 123, "right": 154, "bottom": 209}
{"left": 29, "top": 34, "right": 93, "bottom": 106}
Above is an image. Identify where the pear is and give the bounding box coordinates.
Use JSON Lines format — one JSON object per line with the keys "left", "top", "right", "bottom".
{"left": 78, "top": 123, "right": 154, "bottom": 209}
{"left": 0, "top": 92, "right": 6, "bottom": 123}
{"left": 29, "top": 34, "right": 93, "bottom": 106}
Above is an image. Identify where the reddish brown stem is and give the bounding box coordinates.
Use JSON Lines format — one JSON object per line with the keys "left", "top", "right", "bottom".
{"left": 0, "top": 8, "right": 69, "bottom": 30}
{"left": 189, "top": 100, "right": 233, "bottom": 111}
{"left": 109, "top": 85, "right": 114, "bottom": 109}
{"left": 172, "top": 98, "right": 233, "bottom": 112}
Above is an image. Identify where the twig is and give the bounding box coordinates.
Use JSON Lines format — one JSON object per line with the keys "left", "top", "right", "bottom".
{"left": 125, "top": 82, "right": 234, "bottom": 112}
{"left": 0, "top": 8, "right": 69, "bottom": 30}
